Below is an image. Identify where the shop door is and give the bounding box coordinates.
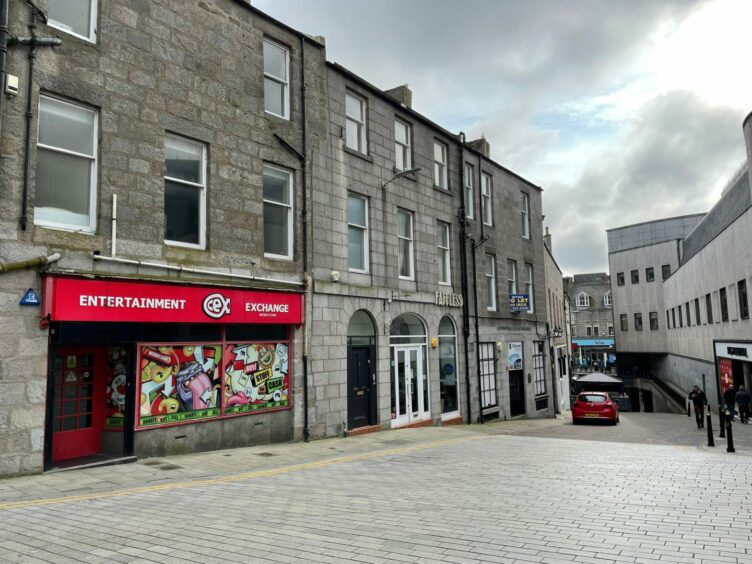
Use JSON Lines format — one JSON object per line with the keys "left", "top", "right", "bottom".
{"left": 393, "top": 346, "right": 428, "bottom": 426}
{"left": 51, "top": 347, "right": 107, "bottom": 462}
{"left": 347, "top": 345, "right": 375, "bottom": 429}
{"left": 509, "top": 370, "right": 526, "bottom": 417}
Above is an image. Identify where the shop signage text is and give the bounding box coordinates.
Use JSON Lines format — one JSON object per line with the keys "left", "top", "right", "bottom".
{"left": 435, "top": 291, "right": 463, "bottom": 307}
{"left": 727, "top": 347, "right": 748, "bottom": 358}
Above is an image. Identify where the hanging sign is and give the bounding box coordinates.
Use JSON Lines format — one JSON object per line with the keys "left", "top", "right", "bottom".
{"left": 20, "top": 288, "right": 40, "bottom": 306}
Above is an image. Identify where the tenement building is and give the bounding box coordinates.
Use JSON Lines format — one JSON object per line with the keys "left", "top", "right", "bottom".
{"left": 564, "top": 273, "right": 615, "bottom": 371}
{"left": 607, "top": 111, "right": 752, "bottom": 408}
{"left": 543, "top": 229, "right": 570, "bottom": 413}
{"left": 0, "top": 0, "right": 553, "bottom": 476}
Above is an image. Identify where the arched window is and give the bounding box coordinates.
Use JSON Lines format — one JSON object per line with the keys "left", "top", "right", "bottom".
{"left": 347, "top": 310, "right": 376, "bottom": 345}
{"left": 389, "top": 313, "right": 426, "bottom": 344}
{"left": 576, "top": 292, "right": 590, "bottom": 308}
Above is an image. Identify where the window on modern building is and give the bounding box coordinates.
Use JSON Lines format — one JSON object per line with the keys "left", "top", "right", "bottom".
{"left": 603, "top": 291, "right": 612, "bottom": 307}
{"left": 706, "top": 293, "right": 714, "bottom": 324}
{"left": 646, "top": 267, "right": 655, "bottom": 282}
{"left": 345, "top": 91, "right": 367, "bottom": 153}
{"left": 608, "top": 324, "right": 614, "bottom": 336}
{"left": 464, "top": 163, "right": 474, "bottom": 219}
{"left": 481, "top": 172, "right": 493, "bottom": 226}
{"left": 263, "top": 164, "right": 293, "bottom": 259}
{"left": 616, "top": 272, "right": 625, "bottom": 286}
{"left": 685, "top": 302, "right": 691, "bottom": 327}
{"left": 35, "top": 96, "right": 98, "bottom": 232}
{"left": 525, "top": 263, "right": 534, "bottom": 313}
{"left": 720, "top": 287, "right": 729, "bottom": 322}
{"left": 437, "top": 221, "right": 451, "bottom": 285}
{"left": 695, "top": 298, "right": 702, "bottom": 325}
{"left": 48, "top": 0, "right": 97, "bottom": 42}
{"left": 634, "top": 312, "right": 643, "bottom": 331}
{"left": 649, "top": 311, "right": 658, "bottom": 330}
{"left": 397, "top": 209, "right": 414, "bottom": 280}
{"left": 521, "top": 192, "right": 530, "bottom": 239}
{"left": 620, "top": 314, "right": 628, "bottom": 332}
{"left": 348, "top": 194, "right": 368, "bottom": 272}
{"left": 738, "top": 279, "right": 749, "bottom": 320}
{"left": 576, "top": 292, "right": 589, "bottom": 308}
{"left": 678, "top": 306, "right": 683, "bottom": 328}
{"left": 662, "top": 264, "right": 671, "bottom": 280}
{"left": 263, "top": 38, "right": 289, "bottom": 119}
{"left": 671, "top": 307, "right": 676, "bottom": 328}
{"left": 433, "top": 140, "right": 448, "bottom": 189}
{"left": 164, "top": 134, "right": 207, "bottom": 248}
{"left": 666, "top": 310, "right": 671, "bottom": 329}
{"left": 507, "top": 259, "right": 517, "bottom": 297}
{"left": 630, "top": 270, "right": 639, "bottom": 284}
{"left": 394, "top": 118, "right": 412, "bottom": 171}
{"left": 593, "top": 325, "right": 599, "bottom": 336}
{"left": 485, "top": 254, "right": 497, "bottom": 311}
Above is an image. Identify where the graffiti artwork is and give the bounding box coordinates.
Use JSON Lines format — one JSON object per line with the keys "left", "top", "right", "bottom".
{"left": 105, "top": 346, "right": 128, "bottom": 428}
{"left": 138, "top": 345, "right": 222, "bottom": 427}
{"left": 224, "top": 343, "right": 289, "bottom": 414}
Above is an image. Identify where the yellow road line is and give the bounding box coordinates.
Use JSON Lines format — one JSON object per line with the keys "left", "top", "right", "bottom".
{"left": 0, "top": 434, "right": 486, "bottom": 511}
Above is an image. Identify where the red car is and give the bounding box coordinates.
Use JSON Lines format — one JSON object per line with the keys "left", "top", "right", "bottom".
{"left": 572, "top": 392, "right": 619, "bottom": 425}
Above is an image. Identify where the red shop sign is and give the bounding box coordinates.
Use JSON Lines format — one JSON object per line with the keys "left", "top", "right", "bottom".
{"left": 42, "top": 276, "right": 303, "bottom": 325}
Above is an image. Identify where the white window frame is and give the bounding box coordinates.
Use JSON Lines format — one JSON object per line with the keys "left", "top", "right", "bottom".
{"left": 481, "top": 172, "right": 493, "bottom": 226}
{"left": 397, "top": 208, "right": 414, "bottom": 280}
{"left": 345, "top": 91, "right": 368, "bottom": 154}
{"left": 347, "top": 193, "right": 369, "bottom": 273}
{"left": 521, "top": 192, "right": 530, "bottom": 239}
{"left": 486, "top": 255, "right": 497, "bottom": 311}
{"left": 48, "top": 0, "right": 97, "bottom": 43}
{"left": 263, "top": 38, "right": 290, "bottom": 120}
{"left": 525, "top": 262, "right": 534, "bottom": 313}
{"left": 437, "top": 221, "right": 451, "bottom": 286}
{"left": 164, "top": 134, "right": 207, "bottom": 250}
{"left": 603, "top": 291, "right": 612, "bottom": 307}
{"left": 608, "top": 324, "right": 614, "bottom": 336}
{"left": 576, "top": 292, "right": 589, "bottom": 308}
{"left": 35, "top": 95, "right": 98, "bottom": 234}
{"left": 507, "top": 259, "right": 517, "bottom": 296}
{"left": 433, "top": 140, "right": 448, "bottom": 190}
{"left": 263, "top": 164, "right": 294, "bottom": 261}
{"left": 394, "top": 118, "right": 412, "bottom": 171}
{"left": 464, "top": 163, "right": 474, "bottom": 220}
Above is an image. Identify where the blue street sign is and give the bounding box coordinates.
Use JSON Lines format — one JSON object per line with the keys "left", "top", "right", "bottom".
{"left": 20, "top": 288, "right": 40, "bottom": 306}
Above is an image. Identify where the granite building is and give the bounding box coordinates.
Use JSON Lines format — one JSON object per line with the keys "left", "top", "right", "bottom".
{"left": 564, "top": 273, "right": 615, "bottom": 371}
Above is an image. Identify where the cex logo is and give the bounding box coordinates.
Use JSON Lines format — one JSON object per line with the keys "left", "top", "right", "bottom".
{"left": 202, "top": 293, "right": 231, "bottom": 319}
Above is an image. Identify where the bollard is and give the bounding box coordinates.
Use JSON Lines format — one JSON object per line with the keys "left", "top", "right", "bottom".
{"left": 706, "top": 408, "right": 714, "bottom": 447}
{"left": 687, "top": 399, "right": 691, "bottom": 417}
{"left": 719, "top": 408, "right": 726, "bottom": 439}
{"left": 726, "top": 412, "right": 735, "bottom": 453}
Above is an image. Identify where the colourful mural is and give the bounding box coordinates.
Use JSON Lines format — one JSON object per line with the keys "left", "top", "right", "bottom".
{"left": 138, "top": 345, "right": 222, "bottom": 427}
{"left": 105, "top": 346, "right": 127, "bottom": 428}
{"left": 223, "top": 343, "right": 289, "bottom": 414}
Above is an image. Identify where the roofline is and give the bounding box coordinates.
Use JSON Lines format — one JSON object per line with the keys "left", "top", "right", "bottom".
{"left": 543, "top": 242, "right": 562, "bottom": 274}
{"left": 605, "top": 212, "right": 706, "bottom": 233}
{"left": 229, "top": 0, "right": 325, "bottom": 47}
{"left": 326, "top": 61, "right": 543, "bottom": 192}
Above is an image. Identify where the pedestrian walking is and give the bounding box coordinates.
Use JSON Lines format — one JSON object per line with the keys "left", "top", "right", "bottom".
{"left": 736, "top": 385, "right": 750, "bottom": 424}
{"left": 723, "top": 385, "right": 737, "bottom": 421}
{"left": 688, "top": 385, "right": 707, "bottom": 429}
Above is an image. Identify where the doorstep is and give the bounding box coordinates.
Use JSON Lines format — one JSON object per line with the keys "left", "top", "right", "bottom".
{"left": 47, "top": 455, "right": 138, "bottom": 474}
{"left": 345, "top": 424, "right": 383, "bottom": 437}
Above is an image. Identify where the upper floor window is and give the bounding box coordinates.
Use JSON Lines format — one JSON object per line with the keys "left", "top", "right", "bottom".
{"left": 464, "top": 163, "right": 474, "bottom": 219}
{"left": 433, "top": 141, "right": 448, "bottom": 189}
{"left": 525, "top": 263, "right": 534, "bottom": 313}
{"left": 437, "top": 221, "right": 451, "bottom": 285}
{"left": 48, "top": 0, "right": 97, "bottom": 43}
{"left": 661, "top": 264, "right": 671, "bottom": 280}
{"left": 649, "top": 311, "right": 658, "bottom": 330}
{"left": 485, "top": 255, "right": 497, "bottom": 311}
{"left": 678, "top": 306, "right": 683, "bottom": 327}
{"left": 616, "top": 272, "right": 625, "bottom": 286}
{"left": 634, "top": 313, "right": 643, "bottom": 331}
{"left": 586, "top": 324, "right": 592, "bottom": 337}
{"left": 620, "top": 314, "right": 628, "bottom": 332}
{"left": 685, "top": 302, "right": 691, "bottom": 326}
{"left": 348, "top": 194, "right": 368, "bottom": 273}
{"left": 608, "top": 324, "right": 614, "bottom": 336}
{"left": 593, "top": 325, "right": 599, "bottom": 336}
{"left": 481, "top": 172, "right": 493, "bottom": 226}
{"left": 397, "top": 209, "right": 414, "bottom": 280}
{"left": 521, "top": 192, "right": 530, "bottom": 239}
{"left": 603, "top": 292, "right": 612, "bottom": 307}
{"left": 394, "top": 119, "right": 412, "bottom": 171}
{"left": 695, "top": 298, "right": 702, "bottom": 325}
{"left": 720, "top": 287, "right": 729, "bottom": 322}
{"left": 646, "top": 267, "right": 655, "bottom": 282}
{"left": 738, "top": 280, "right": 749, "bottom": 320}
{"left": 671, "top": 308, "right": 676, "bottom": 328}
{"left": 666, "top": 310, "right": 671, "bottom": 329}
{"left": 263, "top": 38, "right": 290, "bottom": 119}
{"left": 263, "top": 164, "right": 293, "bottom": 260}
{"left": 630, "top": 270, "right": 639, "bottom": 284}
{"left": 35, "top": 95, "right": 98, "bottom": 233}
{"left": 507, "top": 260, "right": 517, "bottom": 296}
{"left": 576, "top": 292, "right": 589, "bottom": 308}
{"left": 164, "top": 135, "right": 206, "bottom": 249}
{"left": 706, "top": 293, "right": 714, "bottom": 324}
{"left": 345, "top": 92, "right": 368, "bottom": 154}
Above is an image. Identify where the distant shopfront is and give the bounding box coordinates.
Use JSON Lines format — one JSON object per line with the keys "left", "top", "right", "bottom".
{"left": 572, "top": 337, "right": 615, "bottom": 370}
{"left": 41, "top": 275, "right": 303, "bottom": 470}
{"left": 714, "top": 340, "right": 752, "bottom": 406}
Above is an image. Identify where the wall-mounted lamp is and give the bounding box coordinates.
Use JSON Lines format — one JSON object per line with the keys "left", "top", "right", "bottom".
{"left": 381, "top": 167, "right": 421, "bottom": 189}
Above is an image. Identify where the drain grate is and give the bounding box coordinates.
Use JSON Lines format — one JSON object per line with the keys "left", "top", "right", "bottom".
{"left": 256, "top": 452, "right": 277, "bottom": 457}
{"left": 157, "top": 463, "right": 181, "bottom": 470}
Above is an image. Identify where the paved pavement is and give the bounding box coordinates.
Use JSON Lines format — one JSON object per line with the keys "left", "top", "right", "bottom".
{"left": 0, "top": 413, "right": 751, "bottom": 563}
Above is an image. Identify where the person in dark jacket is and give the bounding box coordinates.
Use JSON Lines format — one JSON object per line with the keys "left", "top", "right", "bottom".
{"left": 723, "top": 385, "right": 737, "bottom": 421}
{"left": 688, "top": 385, "right": 708, "bottom": 429}
{"left": 736, "top": 385, "right": 750, "bottom": 424}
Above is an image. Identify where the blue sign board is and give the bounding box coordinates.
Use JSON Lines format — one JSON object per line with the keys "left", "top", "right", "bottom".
{"left": 20, "top": 288, "right": 40, "bottom": 306}
{"left": 508, "top": 294, "right": 529, "bottom": 312}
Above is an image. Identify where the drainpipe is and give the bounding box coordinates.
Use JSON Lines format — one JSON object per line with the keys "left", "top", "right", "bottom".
{"left": 0, "top": 0, "right": 9, "bottom": 142}
{"left": 470, "top": 237, "right": 484, "bottom": 423}
{"left": 458, "top": 132, "right": 472, "bottom": 425}
{"left": 0, "top": 252, "right": 60, "bottom": 273}
{"left": 299, "top": 34, "right": 311, "bottom": 442}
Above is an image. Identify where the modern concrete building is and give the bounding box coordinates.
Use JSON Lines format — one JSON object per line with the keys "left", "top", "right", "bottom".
{"left": 607, "top": 111, "right": 752, "bottom": 409}
{"left": 564, "top": 273, "right": 615, "bottom": 371}
{"left": 543, "top": 229, "right": 570, "bottom": 413}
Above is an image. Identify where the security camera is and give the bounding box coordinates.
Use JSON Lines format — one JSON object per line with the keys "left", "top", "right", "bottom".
{"left": 330, "top": 270, "right": 340, "bottom": 282}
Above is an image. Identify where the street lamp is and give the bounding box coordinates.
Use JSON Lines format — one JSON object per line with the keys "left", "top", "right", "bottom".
{"left": 381, "top": 167, "right": 421, "bottom": 189}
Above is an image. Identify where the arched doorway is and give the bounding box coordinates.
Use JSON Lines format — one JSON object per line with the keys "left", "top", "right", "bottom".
{"left": 389, "top": 313, "right": 429, "bottom": 426}
{"left": 438, "top": 316, "right": 459, "bottom": 417}
{"left": 347, "top": 310, "right": 377, "bottom": 430}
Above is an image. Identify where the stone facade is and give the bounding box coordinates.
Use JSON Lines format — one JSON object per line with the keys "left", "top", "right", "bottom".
{"left": 543, "top": 234, "right": 570, "bottom": 412}
{"left": 564, "top": 273, "right": 615, "bottom": 369}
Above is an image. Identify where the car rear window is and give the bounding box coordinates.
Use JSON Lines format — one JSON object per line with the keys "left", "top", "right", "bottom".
{"left": 578, "top": 394, "right": 606, "bottom": 403}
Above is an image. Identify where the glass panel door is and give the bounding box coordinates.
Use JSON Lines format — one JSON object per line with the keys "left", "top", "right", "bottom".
{"left": 396, "top": 348, "right": 407, "bottom": 421}
{"left": 410, "top": 348, "right": 419, "bottom": 418}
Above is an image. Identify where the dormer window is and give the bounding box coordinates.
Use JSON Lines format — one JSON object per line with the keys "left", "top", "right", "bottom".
{"left": 576, "top": 292, "right": 589, "bottom": 309}
{"left": 603, "top": 292, "right": 612, "bottom": 307}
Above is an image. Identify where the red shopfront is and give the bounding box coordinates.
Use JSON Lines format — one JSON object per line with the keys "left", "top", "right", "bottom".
{"left": 41, "top": 275, "right": 303, "bottom": 470}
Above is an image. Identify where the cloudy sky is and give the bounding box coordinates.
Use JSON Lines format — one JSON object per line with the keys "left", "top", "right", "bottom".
{"left": 255, "top": 0, "right": 751, "bottom": 274}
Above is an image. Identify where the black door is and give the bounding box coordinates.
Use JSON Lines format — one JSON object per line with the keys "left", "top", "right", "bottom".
{"left": 509, "top": 370, "right": 526, "bottom": 417}
{"left": 642, "top": 389, "right": 654, "bottom": 412}
{"left": 348, "top": 345, "right": 374, "bottom": 429}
